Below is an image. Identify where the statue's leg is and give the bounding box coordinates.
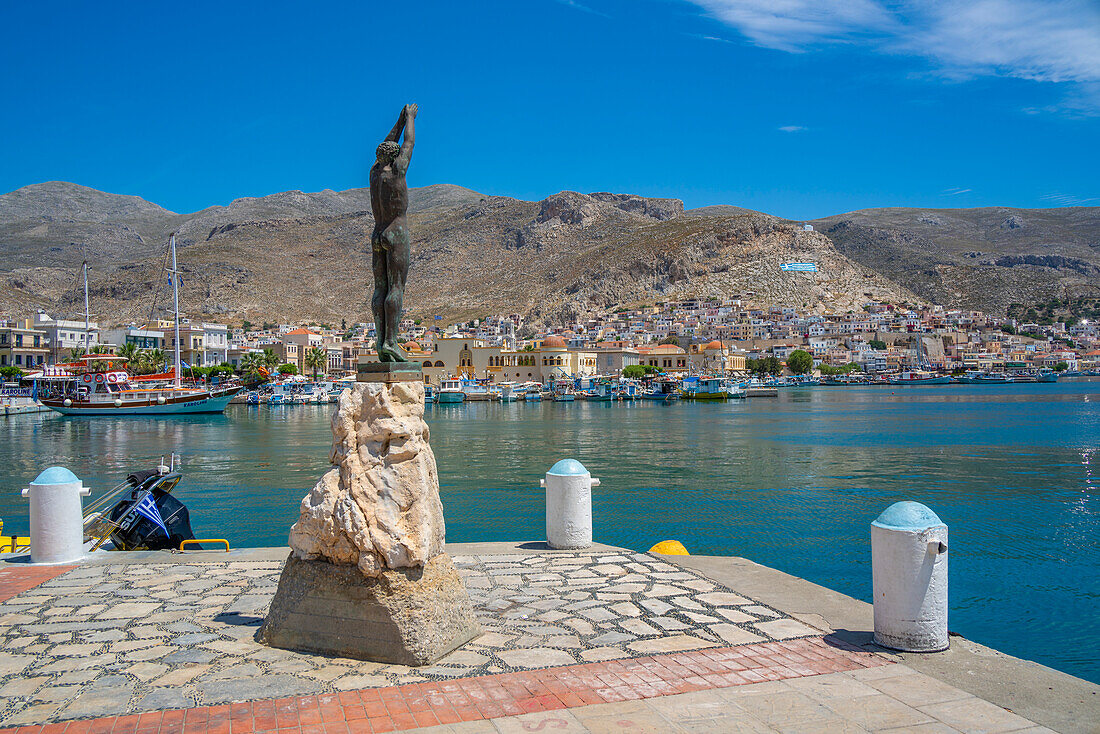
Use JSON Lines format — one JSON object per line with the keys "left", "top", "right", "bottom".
{"left": 371, "top": 234, "right": 388, "bottom": 358}
{"left": 380, "top": 217, "right": 411, "bottom": 363}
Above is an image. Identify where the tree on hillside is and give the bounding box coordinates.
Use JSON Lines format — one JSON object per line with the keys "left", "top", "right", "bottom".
{"left": 305, "top": 347, "right": 327, "bottom": 380}
{"left": 787, "top": 349, "right": 813, "bottom": 375}
{"left": 869, "top": 339, "right": 887, "bottom": 350}
{"left": 1055, "top": 361, "right": 1069, "bottom": 372}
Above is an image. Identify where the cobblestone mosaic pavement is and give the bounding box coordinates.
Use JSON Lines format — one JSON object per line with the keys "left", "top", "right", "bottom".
{"left": 0, "top": 550, "right": 823, "bottom": 726}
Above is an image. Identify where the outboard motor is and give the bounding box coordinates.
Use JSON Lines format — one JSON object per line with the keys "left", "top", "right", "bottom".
{"left": 103, "top": 468, "right": 199, "bottom": 550}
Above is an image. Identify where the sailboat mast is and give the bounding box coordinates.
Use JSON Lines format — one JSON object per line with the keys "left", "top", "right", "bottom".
{"left": 82, "top": 260, "right": 90, "bottom": 353}
{"left": 170, "top": 234, "right": 182, "bottom": 388}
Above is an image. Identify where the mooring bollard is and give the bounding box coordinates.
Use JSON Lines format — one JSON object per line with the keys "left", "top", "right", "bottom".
{"left": 871, "top": 501, "right": 949, "bottom": 652}
{"left": 21, "top": 467, "right": 91, "bottom": 564}
{"left": 541, "top": 459, "right": 599, "bottom": 549}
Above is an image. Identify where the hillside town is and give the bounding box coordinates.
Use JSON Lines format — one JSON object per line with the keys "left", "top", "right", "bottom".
{"left": 2, "top": 297, "right": 1096, "bottom": 382}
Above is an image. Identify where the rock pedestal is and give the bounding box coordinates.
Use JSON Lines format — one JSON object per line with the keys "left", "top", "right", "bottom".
{"left": 259, "top": 379, "right": 479, "bottom": 664}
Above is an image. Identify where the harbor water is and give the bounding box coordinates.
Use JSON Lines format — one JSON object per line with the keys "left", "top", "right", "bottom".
{"left": 1, "top": 380, "right": 1097, "bottom": 683}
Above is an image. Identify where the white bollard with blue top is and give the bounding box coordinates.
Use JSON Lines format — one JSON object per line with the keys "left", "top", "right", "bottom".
{"left": 871, "top": 501, "right": 949, "bottom": 652}
{"left": 21, "top": 467, "right": 91, "bottom": 564}
{"left": 541, "top": 459, "right": 599, "bottom": 549}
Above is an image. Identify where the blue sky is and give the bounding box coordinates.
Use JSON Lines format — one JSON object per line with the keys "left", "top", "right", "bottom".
{"left": 1, "top": 0, "right": 1097, "bottom": 219}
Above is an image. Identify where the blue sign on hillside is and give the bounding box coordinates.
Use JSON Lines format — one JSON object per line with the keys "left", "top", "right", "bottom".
{"left": 780, "top": 262, "right": 818, "bottom": 272}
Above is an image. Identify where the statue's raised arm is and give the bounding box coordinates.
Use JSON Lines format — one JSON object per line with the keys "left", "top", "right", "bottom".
{"left": 384, "top": 107, "right": 406, "bottom": 143}
{"left": 396, "top": 103, "right": 416, "bottom": 172}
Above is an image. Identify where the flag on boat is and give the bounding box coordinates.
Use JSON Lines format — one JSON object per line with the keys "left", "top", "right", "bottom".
{"left": 133, "top": 493, "right": 169, "bottom": 536}
{"left": 780, "top": 262, "right": 818, "bottom": 272}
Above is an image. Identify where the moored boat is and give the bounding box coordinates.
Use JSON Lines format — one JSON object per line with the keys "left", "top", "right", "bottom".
{"left": 887, "top": 371, "right": 952, "bottom": 385}
{"left": 682, "top": 376, "right": 729, "bottom": 400}
{"left": 437, "top": 378, "right": 466, "bottom": 403}
{"left": 38, "top": 357, "right": 241, "bottom": 415}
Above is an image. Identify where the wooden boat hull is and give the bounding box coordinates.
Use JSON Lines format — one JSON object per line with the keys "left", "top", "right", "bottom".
{"left": 43, "top": 387, "right": 241, "bottom": 415}
{"left": 887, "top": 376, "right": 952, "bottom": 385}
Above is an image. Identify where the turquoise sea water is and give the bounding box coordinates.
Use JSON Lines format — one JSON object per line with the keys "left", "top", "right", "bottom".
{"left": 1, "top": 380, "right": 1097, "bottom": 682}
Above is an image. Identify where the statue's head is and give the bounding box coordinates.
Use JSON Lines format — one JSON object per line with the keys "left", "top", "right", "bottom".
{"left": 376, "top": 141, "right": 400, "bottom": 164}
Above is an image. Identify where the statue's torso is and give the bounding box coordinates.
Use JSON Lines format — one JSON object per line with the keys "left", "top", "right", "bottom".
{"left": 370, "top": 164, "right": 408, "bottom": 227}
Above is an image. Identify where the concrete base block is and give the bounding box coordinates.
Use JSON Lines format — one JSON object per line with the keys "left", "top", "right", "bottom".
{"left": 257, "top": 552, "right": 480, "bottom": 666}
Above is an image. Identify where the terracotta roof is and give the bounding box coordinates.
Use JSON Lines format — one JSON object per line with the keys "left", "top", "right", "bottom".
{"left": 542, "top": 335, "right": 567, "bottom": 349}
{"left": 285, "top": 328, "right": 318, "bottom": 336}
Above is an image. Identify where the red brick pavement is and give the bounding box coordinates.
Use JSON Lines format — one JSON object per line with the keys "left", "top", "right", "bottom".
{"left": 0, "top": 636, "right": 891, "bottom": 733}
{"left": 0, "top": 564, "right": 74, "bottom": 603}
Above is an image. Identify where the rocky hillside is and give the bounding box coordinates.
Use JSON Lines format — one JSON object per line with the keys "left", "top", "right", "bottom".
{"left": 808, "top": 207, "right": 1100, "bottom": 314}
{"left": 1, "top": 181, "right": 1095, "bottom": 326}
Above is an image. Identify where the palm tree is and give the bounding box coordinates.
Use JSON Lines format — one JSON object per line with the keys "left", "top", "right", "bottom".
{"left": 68, "top": 346, "right": 87, "bottom": 361}
{"left": 88, "top": 344, "right": 112, "bottom": 371}
{"left": 304, "top": 347, "right": 327, "bottom": 381}
{"left": 118, "top": 342, "right": 140, "bottom": 368}
{"left": 146, "top": 348, "right": 168, "bottom": 373}
{"left": 261, "top": 348, "right": 281, "bottom": 372}
{"left": 239, "top": 353, "right": 260, "bottom": 376}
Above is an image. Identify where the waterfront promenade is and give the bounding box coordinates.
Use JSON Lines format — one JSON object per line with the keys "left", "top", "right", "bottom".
{"left": 1, "top": 543, "right": 1095, "bottom": 733}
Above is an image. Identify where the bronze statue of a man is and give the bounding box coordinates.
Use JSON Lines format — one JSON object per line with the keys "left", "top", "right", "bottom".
{"left": 370, "top": 103, "right": 417, "bottom": 363}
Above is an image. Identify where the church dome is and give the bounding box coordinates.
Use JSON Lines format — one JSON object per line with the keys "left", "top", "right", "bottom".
{"left": 542, "top": 335, "right": 567, "bottom": 349}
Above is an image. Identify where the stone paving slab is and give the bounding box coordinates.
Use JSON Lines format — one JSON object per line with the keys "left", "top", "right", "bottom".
{"left": 0, "top": 550, "right": 822, "bottom": 726}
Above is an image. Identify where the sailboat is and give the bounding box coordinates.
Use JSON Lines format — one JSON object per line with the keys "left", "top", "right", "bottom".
{"left": 39, "top": 234, "right": 242, "bottom": 415}
{"left": 887, "top": 334, "right": 951, "bottom": 385}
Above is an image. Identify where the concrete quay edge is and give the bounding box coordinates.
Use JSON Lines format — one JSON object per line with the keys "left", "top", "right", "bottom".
{"left": 2, "top": 540, "right": 1096, "bottom": 733}
{"left": 659, "top": 551, "right": 1099, "bottom": 734}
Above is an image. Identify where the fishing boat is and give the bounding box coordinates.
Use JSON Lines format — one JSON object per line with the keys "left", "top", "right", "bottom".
{"left": 973, "top": 372, "right": 1013, "bottom": 384}
{"left": 682, "top": 376, "right": 729, "bottom": 400}
{"left": 726, "top": 381, "right": 747, "bottom": 398}
{"left": 640, "top": 378, "right": 680, "bottom": 401}
{"left": 424, "top": 384, "right": 435, "bottom": 403}
{"left": 887, "top": 371, "right": 952, "bottom": 385}
{"left": 437, "top": 378, "right": 466, "bottom": 403}
{"left": 553, "top": 389, "right": 575, "bottom": 402}
{"left": 586, "top": 380, "right": 615, "bottom": 402}
{"left": 461, "top": 380, "right": 492, "bottom": 401}
{"left": 498, "top": 381, "right": 518, "bottom": 402}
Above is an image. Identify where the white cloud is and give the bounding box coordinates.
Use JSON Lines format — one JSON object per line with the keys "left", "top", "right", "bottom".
{"left": 1040, "top": 192, "right": 1100, "bottom": 206}
{"left": 688, "top": 0, "right": 1100, "bottom": 112}
{"left": 778, "top": 125, "right": 807, "bottom": 132}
